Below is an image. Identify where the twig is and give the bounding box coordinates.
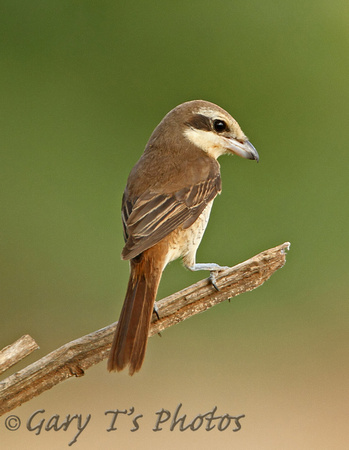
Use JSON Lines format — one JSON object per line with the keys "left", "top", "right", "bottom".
{"left": 0, "top": 335, "right": 39, "bottom": 376}
{"left": 0, "top": 242, "right": 290, "bottom": 416}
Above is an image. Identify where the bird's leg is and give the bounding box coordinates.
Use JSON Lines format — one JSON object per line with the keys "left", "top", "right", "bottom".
{"left": 189, "top": 263, "right": 230, "bottom": 271}
{"left": 187, "top": 263, "right": 229, "bottom": 291}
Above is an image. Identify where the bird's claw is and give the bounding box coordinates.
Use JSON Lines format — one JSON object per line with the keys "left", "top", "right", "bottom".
{"left": 209, "top": 271, "right": 220, "bottom": 291}
{"left": 153, "top": 303, "right": 162, "bottom": 336}
{"left": 153, "top": 302, "right": 160, "bottom": 321}
{"left": 209, "top": 265, "right": 229, "bottom": 291}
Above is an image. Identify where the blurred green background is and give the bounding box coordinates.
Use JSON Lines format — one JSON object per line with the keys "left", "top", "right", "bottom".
{"left": 1, "top": 1, "right": 348, "bottom": 449}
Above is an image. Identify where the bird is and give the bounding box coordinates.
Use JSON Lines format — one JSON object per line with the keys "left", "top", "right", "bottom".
{"left": 107, "top": 100, "right": 259, "bottom": 375}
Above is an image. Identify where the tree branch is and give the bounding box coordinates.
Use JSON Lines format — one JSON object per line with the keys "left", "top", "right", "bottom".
{"left": 0, "top": 335, "right": 39, "bottom": 376}
{"left": 0, "top": 242, "right": 290, "bottom": 416}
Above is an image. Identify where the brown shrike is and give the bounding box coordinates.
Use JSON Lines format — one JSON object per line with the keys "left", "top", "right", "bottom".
{"left": 108, "top": 100, "right": 259, "bottom": 374}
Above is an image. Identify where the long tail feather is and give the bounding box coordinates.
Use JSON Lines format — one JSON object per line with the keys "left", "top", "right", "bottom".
{"left": 108, "top": 248, "right": 164, "bottom": 374}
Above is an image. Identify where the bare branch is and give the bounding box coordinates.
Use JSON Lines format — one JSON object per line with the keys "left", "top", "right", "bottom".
{"left": 0, "top": 335, "right": 39, "bottom": 376}
{"left": 0, "top": 242, "right": 290, "bottom": 416}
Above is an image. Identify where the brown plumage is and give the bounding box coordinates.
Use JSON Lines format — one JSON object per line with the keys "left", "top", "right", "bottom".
{"left": 108, "top": 100, "right": 259, "bottom": 374}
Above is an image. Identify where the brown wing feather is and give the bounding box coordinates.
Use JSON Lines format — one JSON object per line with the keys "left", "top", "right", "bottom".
{"left": 121, "top": 175, "right": 221, "bottom": 260}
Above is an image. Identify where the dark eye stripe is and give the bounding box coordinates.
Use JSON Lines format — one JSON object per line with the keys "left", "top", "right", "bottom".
{"left": 186, "top": 114, "right": 212, "bottom": 131}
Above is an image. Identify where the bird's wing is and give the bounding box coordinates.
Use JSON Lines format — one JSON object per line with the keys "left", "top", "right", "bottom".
{"left": 121, "top": 175, "right": 221, "bottom": 260}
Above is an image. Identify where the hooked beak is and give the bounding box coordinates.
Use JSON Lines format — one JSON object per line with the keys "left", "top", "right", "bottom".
{"left": 225, "top": 138, "right": 259, "bottom": 162}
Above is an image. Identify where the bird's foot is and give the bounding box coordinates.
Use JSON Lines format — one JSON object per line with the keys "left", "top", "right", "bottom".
{"left": 209, "top": 271, "right": 220, "bottom": 291}
{"left": 153, "top": 303, "right": 162, "bottom": 337}
{"left": 153, "top": 302, "right": 160, "bottom": 321}
{"left": 188, "top": 263, "right": 229, "bottom": 291}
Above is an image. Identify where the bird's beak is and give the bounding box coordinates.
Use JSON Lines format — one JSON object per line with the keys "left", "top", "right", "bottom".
{"left": 225, "top": 138, "right": 259, "bottom": 162}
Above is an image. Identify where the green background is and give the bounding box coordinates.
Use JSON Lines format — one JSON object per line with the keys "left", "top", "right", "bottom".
{"left": 1, "top": 1, "right": 348, "bottom": 448}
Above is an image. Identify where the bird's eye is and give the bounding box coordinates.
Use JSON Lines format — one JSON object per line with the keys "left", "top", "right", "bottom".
{"left": 213, "top": 120, "right": 227, "bottom": 133}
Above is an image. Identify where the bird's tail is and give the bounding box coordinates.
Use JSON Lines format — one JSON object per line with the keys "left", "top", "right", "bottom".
{"left": 107, "top": 247, "right": 165, "bottom": 375}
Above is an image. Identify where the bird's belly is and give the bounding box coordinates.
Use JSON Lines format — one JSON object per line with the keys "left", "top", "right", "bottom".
{"left": 164, "top": 201, "right": 213, "bottom": 267}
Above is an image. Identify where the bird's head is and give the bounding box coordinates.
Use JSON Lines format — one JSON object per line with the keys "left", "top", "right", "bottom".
{"left": 173, "top": 100, "right": 259, "bottom": 162}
